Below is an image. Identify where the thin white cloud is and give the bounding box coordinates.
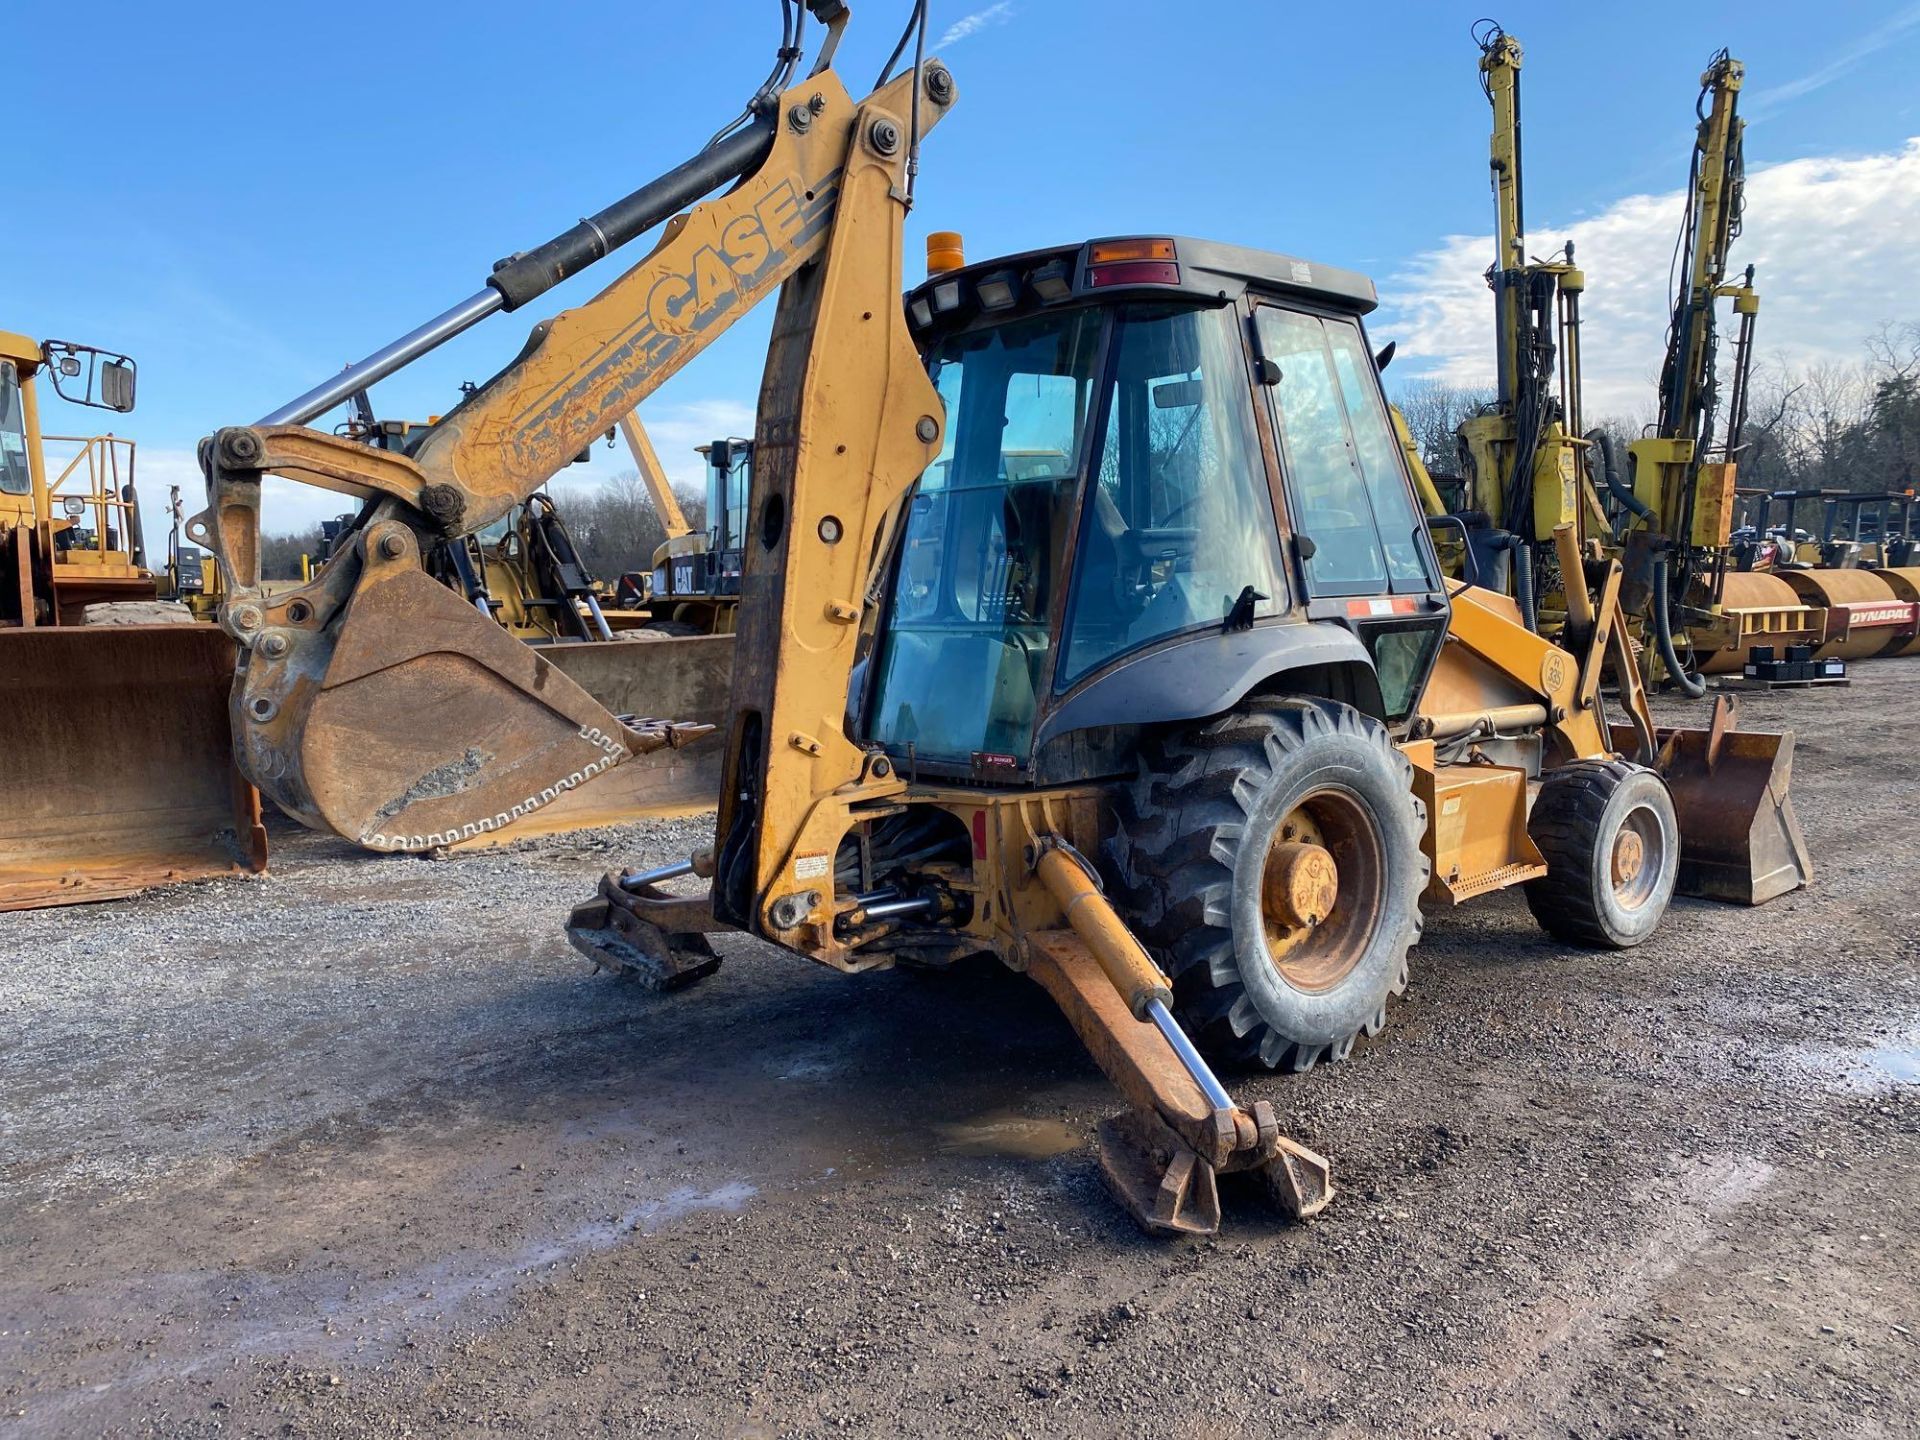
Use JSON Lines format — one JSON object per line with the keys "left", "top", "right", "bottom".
{"left": 1748, "top": 3, "right": 1920, "bottom": 114}
{"left": 1378, "top": 139, "right": 1920, "bottom": 421}
{"left": 938, "top": 1, "right": 1015, "bottom": 49}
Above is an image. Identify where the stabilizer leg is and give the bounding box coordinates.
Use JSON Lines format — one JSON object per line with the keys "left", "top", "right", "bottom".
{"left": 566, "top": 858, "right": 730, "bottom": 990}
{"left": 1025, "top": 930, "right": 1332, "bottom": 1237}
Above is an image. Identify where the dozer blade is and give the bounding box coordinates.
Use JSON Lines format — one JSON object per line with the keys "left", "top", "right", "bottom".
{"left": 0, "top": 624, "right": 267, "bottom": 910}
{"left": 1613, "top": 696, "right": 1811, "bottom": 906}
{"left": 237, "top": 546, "right": 710, "bottom": 851}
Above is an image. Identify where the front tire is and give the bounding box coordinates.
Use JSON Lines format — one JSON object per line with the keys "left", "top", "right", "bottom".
{"left": 1524, "top": 759, "right": 1678, "bottom": 949}
{"left": 1114, "top": 698, "right": 1428, "bottom": 1072}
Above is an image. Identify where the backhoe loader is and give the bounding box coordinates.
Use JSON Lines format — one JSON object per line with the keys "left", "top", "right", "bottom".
{"left": 192, "top": 2, "right": 1808, "bottom": 1236}
{"left": 0, "top": 329, "right": 265, "bottom": 909}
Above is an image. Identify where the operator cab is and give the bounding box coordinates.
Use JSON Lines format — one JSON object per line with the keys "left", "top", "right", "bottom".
{"left": 859, "top": 237, "right": 1449, "bottom": 784}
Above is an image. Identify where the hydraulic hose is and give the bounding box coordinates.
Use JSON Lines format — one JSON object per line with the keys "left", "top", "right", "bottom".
{"left": 1585, "top": 429, "right": 1649, "bottom": 535}
{"left": 1487, "top": 530, "right": 1536, "bottom": 633}
{"left": 1651, "top": 551, "right": 1707, "bottom": 697}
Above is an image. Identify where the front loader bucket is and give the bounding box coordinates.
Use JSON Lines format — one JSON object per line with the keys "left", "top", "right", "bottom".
{"left": 1612, "top": 697, "right": 1810, "bottom": 906}
{"left": 0, "top": 624, "right": 267, "bottom": 910}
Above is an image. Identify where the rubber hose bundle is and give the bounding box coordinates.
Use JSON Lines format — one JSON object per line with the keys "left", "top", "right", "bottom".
{"left": 1651, "top": 551, "right": 1706, "bottom": 698}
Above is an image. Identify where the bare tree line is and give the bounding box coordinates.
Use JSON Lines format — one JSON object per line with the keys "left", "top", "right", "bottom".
{"left": 1390, "top": 320, "right": 1920, "bottom": 534}
{"left": 257, "top": 471, "right": 707, "bottom": 582}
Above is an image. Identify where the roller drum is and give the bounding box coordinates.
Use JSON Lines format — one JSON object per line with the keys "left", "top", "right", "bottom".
{"left": 1776, "top": 568, "right": 1910, "bottom": 661}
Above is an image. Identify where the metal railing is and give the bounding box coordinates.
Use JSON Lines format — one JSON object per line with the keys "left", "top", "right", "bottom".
{"left": 42, "top": 433, "right": 139, "bottom": 565}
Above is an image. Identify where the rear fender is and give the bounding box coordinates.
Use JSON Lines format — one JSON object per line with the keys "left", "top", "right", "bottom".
{"left": 1034, "top": 623, "right": 1384, "bottom": 752}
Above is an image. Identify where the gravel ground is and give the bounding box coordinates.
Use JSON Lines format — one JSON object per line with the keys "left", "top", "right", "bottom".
{"left": 2, "top": 663, "right": 1917, "bottom": 1438}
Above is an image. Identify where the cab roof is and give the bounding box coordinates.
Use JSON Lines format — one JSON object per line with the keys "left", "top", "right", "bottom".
{"left": 904, "top": 235, "right": 1378, "bottom": 343}
{"left": 0, "top": 331, "right": 43, "bottom": 368}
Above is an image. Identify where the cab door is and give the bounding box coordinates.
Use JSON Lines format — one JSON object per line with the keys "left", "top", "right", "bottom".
{"left": 1250, "top": 303, "right": 1448, "bottom": 721}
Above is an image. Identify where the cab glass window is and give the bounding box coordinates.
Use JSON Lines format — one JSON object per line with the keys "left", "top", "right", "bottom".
{"left": 1255, "top": 308, "right": 1435, "bottom": 596}
{"left": 0, "top": 362, "right": 31, "bottom": 496}
{"left": 867, "top": 308, "right": 1101, "bottom": 762}
{"left": 1058, "top": 303, "right": 1282, "bottom": 686}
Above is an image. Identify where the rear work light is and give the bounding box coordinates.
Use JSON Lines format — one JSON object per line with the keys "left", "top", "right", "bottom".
{"left": 1028, "top": 259, "right": 1072, "bottom": 301}
{"left": 974, "top": 269, "right": 1019, "bottom": 310}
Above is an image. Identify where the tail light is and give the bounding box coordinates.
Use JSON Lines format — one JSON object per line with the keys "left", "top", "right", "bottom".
{"left": 1087, "top": 238, "right": 1178, "bottom": 289}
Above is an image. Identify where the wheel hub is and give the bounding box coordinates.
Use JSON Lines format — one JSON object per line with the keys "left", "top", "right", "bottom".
{"left": 1264, "top": 841, "right": 1338, "bottom": 928}
{"left": 1259, "top": 793, "right": 1384, "bottom": 993}
{"left": 1611, "top": 828, "right": 1645, "bottom": 889}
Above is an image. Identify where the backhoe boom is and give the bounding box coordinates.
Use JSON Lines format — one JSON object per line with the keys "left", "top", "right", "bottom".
{"left": 194, "top": 54, "right": 949, "bottom": 849}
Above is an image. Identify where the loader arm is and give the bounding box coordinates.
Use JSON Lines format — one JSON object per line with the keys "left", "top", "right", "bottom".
{"left": 192, "top": 53, "right": 952, "bottom": 850}
{"left": 618, "top": 412, "right": 688, "bottom": 541}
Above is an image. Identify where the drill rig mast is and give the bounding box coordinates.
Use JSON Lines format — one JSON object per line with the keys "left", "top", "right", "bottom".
{"left": 1624, "top": 51, "right": 1759, "bottom": 693}
{"left": 1451, "top": 21, "right": 1599, "bottom": 622}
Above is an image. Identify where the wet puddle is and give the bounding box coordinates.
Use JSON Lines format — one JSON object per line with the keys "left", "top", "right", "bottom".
{"left": 1794, "top": 1037, "right": 1920, "bottom": 1094}
{"left": 932, "top": 1112, "right": 1084, "bottom": 1160}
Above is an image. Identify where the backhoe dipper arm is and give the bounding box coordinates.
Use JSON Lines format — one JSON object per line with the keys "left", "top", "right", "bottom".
{"left": 191, "top": 33, "right": 954, "bottom": 851}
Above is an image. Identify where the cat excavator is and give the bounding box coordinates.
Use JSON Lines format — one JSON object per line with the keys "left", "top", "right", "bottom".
{"left": 193, "top": 2, "right": 1809, "bottom": 1236}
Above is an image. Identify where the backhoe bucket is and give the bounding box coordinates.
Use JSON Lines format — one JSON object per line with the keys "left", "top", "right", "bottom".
{"left": 1612, "top": 698, "right": 1810, "bottom": 906}
{"left": 0, "top": 625, "right": 267, "bottom": 909}
{"left": 467, "top": 633, "right": 733, "bottom": 844}
{"left": 229, "top": 542, "right": 725, "bottom": 852}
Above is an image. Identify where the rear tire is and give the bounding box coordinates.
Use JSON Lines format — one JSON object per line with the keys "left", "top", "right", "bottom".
{"left": 1114, "top": 698, "right": 1428, "bottom": 1072}
{"left": 1524, "top": 759, "right": 1678, "bottom": 949}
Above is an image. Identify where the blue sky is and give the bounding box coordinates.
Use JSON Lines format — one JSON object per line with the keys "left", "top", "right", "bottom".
{"left": 7, "top": 1, "right": 1919, "bottom": 533}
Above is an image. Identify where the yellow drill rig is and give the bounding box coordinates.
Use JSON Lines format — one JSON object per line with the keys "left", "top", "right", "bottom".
{"left": 194, "top": 2, "right": 1809, "bottom": 1236}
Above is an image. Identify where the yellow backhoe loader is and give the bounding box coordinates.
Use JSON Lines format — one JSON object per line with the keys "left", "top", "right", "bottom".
{"left": 191, "top": 2, "right": 1808, "bottom": 1236}
{"left": 0, "top": 330, "right": 265, "bottom": 909}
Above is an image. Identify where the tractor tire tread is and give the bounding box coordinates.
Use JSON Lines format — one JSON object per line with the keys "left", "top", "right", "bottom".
{"left": 1109, "top": 697, "right": 1425, "bottom": 1073}
{"left": 1523, "top": 758, "right": 1667, "bottom": 949}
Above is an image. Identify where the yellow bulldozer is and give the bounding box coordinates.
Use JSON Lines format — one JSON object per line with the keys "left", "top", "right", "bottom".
{"left": 0, "top": 329, "right": 265, "bottom": 909}
{"left": 189, "top": 2, "right": 1809, "bottom": 1235}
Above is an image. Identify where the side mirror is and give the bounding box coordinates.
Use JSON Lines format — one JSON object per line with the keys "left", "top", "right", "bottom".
{"left": 99, "top": 360, "right": 136, "bottom": 413}
{"left": 40, "top": 341, "right": 137, "bottom": 413}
